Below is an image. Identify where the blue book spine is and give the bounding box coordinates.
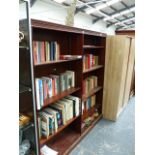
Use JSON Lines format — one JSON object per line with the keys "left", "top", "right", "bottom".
{"left": 50, "top": 42, "right": 53, "bottom": 61}
{"left": 39, "top": 79, "right": 43, "bottom": 108}
{"left": 53, "top": 42, "right": 56, "bottom": 60}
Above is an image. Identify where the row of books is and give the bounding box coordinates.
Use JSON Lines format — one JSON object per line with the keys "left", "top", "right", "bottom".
{"left": 83, "top": 76, "right": 98, "bottom": 95}
{"left": 83, "top": 54, "right": 99, "bottom": 71}
{"left": 33, "top": 41, "right": 60, "bottom": 64}
{"left": 85, "top": 95, "right": 96, "bottom": 111}
{"left": 38, "top": 95, "right": 80, "bottom": 139}
{"left": 35, "top": 70, "right": 75, "bottom": 110}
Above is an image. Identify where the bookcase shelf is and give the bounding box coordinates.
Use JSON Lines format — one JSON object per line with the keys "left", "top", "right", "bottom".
{"left": 19, "top": 85, "right": 32, "bottom": 94}
{"left": 30, "top": 19, "right": 106, "bottom": 154}
{"left": 34, "top": 58, "right": 82, "bottom": 67}
{"left": 82, "top": 86, "right": 102, "bottom": 102}
{"left": 83, "top": 65, "right": 103, "bottom": 73}
{"left": 39, "top": 87, "right": 81, "bottom": 110}
{"left": 19, "top": 45, "right": 29, "bottom": 50}
{"left": 40, "top": 115, "right": 79, "bottom": 146}
{"left": 83, "top": 45, "right": 104, "bottom": 49}
{"left": 81, "top": 114, "right": 102, "bottom": 133}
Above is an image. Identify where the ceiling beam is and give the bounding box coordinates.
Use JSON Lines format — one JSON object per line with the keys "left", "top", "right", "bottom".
{"left": 107, "top": 16, "right": 135, "bottom": 27}
{"left": 76, "top": 0, "right": 107, "bottom": 7}
{"left": 93, "top": 5, "right": 134, "bottom": 24}
{"left": 75, "top": 6, "right": 87, "bottom": 14}
{"left": 116, "top": 23, "right": 135, "bottom": 30}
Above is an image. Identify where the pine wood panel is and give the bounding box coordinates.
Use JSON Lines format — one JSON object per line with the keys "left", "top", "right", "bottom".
{"left": 122, "top": 38, "right": 135, "bottom": 107}
{"left": 103, "top": 36, "right": 131, "bottom": 121}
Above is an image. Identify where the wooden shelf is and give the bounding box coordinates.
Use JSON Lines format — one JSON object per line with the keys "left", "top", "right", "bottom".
{"left": 19, "top": 45, "right": 29, "bottom": 50}
{"left": 82, "top": 86, "right": 102, "bottom": 102}
{"left": 83, "top": 45, "right": 104, "bottom": 49}
{"left": 34, "top": 58, "right": 82, "bottom": 66}
{"left": 46, "top": 114, "right": 102, "bottom": 155}
{"left": 83, "top": 65, "right": 103, "bottom": 73}
{"left": 19, "top": 85, "right": 32, "bottom": 93}
{"left": 81, "top": 114, "right": 102, "bottom": 134}
{"left": 40, "top": 87, "right": 80, "bottom": 109}
{"left": 40, "top": 116, "right": 79, "bottom": 146}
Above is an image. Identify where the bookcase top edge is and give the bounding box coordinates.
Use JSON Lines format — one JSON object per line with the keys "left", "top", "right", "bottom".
{"left": 31, "top": 19, "right": 107, "bottom": 37}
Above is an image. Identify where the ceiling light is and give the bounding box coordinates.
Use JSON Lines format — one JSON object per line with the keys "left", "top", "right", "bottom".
{"left": 86, "top": 8, "right": 97, "bottom": 14}
{"left": 53, "top": 0, "right": 66, "bottom": 3}
{"left": 107, "top": 0, "right": 121, "bottom": 6}
{"left": 96, "top": 4, "right": 107, "bottom": 10}
{"left": 103, "top": 16, "right": 114, "bottom": 21}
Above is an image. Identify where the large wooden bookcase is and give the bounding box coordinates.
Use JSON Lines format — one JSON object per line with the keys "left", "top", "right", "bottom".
{"left": 103, "top": 35, "right": 135, "bottom": 121}
{"left": 31, "top": 19, "right": 106, "bottom": 155}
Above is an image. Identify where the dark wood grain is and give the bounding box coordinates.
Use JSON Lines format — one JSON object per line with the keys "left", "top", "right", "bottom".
{"left": 40, "top": 116, "right": 79, "bottom": 146}
{"left": 83, "top": 45, "right": 104, "bottom": 49}
{"left": 31, "top": 19, "right": 107, "bottom": 37}
{"left": 39, "top": 87, "right": 80, "bottom": 110}
{"left": 83, "top": 65, "right": 103, "bottom": 73}
{"left": 82, "top": 86, "right": 102, "bottom": 102}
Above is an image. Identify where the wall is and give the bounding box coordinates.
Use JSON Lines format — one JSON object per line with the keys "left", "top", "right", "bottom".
{"left": 30, "top": 0, "right": 116, "bottom": 35}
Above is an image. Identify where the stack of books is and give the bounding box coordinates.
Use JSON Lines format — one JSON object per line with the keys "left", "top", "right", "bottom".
{"left": 35, "top": 70, "right": 75, "bottom": 110}
{"left": 83, "top": 54, "right": 99, "bottom": 71}
{"left": 33, "top": 41, "right": 60, "bottom": 64}
{"left": 83, "top": 76, "right": 98, "bottom": 95}
{"left": 38, "top": 95, "right": 80, "bottom": 139}
{"left": 85, "top": 95, "right": 96, "bottom": 110}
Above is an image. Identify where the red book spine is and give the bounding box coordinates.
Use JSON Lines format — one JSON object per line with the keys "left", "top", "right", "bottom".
{"left": 41, "top": 41, "right": 45, "bottom": 62}
{"left": 88, "top": 54, "right": 90, "bottom": 69}
{"left": 33, "top": 41, "right": 37, "bottom": 64}
{"left": 52, "top": 78, "right": 56, "bottom": 96}
{"left": 82, "top": 80, "right": 86, "bottom": 96}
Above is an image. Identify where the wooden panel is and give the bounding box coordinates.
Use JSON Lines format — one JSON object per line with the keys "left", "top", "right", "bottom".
{"left": 115, "top": 30, "right": 135, "bottom": 36}
{"left": 122, "top": 38, "right": 135, "bottom": 107}
{"left": 103, "top": 36, "right": 130, "bottom": 121}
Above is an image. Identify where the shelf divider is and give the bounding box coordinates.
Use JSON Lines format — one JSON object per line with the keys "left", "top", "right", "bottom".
{"left": 82, "top": 86, "right": 102, "bottom": 102}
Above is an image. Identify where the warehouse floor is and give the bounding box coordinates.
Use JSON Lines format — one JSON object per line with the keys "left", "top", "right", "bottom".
{"left": 70, "top": 97, "right": 135, "bottom": 155}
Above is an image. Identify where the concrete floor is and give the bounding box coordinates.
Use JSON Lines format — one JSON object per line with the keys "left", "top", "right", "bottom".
{"left": 70, "top": 97, "right": 135, "bottom": 155}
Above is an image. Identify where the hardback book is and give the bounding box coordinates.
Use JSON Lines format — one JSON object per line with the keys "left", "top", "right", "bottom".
{"left": 49, "top": 106, "right": 63, "bottom": 126}
{"left": 45, "top": 41, "right": 50, "bottom": 62}
{"left": 37, "top": 116, "right": 42, "bottom": 139}
{"left": 35, "top": 78, "right": 44, "bottom": 110}
{"left": 61, "top": 98, "right": 73, "bottom": 120}
{"left": 60, "top": 55, "right": 82, "bottom": 60}
{"left": 33, "top": 41, "right": 37, "bottom": 64}
{"left": 44, "top": 107, "right": 58, "bottom": 132}
{"left": 41, "top": 41, "right": 45, "bottom": 62}
{"left": 66, "top": 95, "right": 80, "bottom": 116}
{"left": 50, "top": 103, "right": 66, "bottom": 125}
{"left": 39, "top": 112, "right": 50, "bottom": 138}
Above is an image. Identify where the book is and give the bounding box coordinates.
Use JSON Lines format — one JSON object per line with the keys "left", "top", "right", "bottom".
{"left": 35, "top": 78, "right": 44, "bottom": 110}
{"left": 44, "top": 108, "right": 58, "bottom": 132}
{"left": 41, "top": 145, "right": 58, "bottom": 155}
{"left": 50, "top": 103, "right": 66, "bottom": 125}
{"left": 33, "top": 41, "right": 37, "bottom": 64}
{"left": 60, "top": 55, "right": 82, "bottom": 60}
{"left": 39, "top": 112, "right": 50, "bottom": 138}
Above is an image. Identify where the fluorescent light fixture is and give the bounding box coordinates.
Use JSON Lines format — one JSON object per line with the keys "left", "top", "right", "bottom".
{"left": 94, "top": 0, "right": 121, "bottom": 13}
{"left": 115, "top": 17, "right": 135, "bottom": 25}
{"left": 107, "top": 0, "right": 121, "bottom": 6}
{"left": 86, "top": 8, "right": 97, "bottom": 14}
{"left": 103, "top": 16, "right": 114, "bottom": 21}
{"left": 53, "top": 0, "right": 66, "bottom": 3}
{"left": 96, "top": 3, "right": 107, "bottom": 10}
{"left": 105, "top": 7, "right": 135, "bottom": 21}
{"left": 112, "top": 13, "right": 121, "bottom": 18}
